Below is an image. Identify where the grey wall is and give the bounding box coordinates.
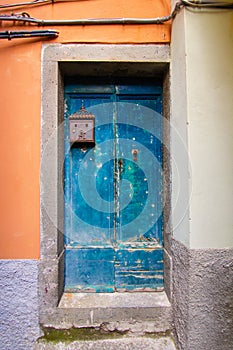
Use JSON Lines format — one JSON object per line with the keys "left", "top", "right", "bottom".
{"left": 172, "top": 239, "right": 233, "bottom": 350}
{"left": 0, "top": 260, "right": 40, "bottom": 350}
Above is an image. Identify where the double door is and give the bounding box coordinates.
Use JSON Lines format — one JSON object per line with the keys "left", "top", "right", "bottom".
{"left": 64, "top": 82, "right": 163, "bottom": 292}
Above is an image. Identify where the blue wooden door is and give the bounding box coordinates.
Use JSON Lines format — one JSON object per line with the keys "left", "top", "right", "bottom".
{"left": 64, "top": 83, "right": 163, "bottom": 292}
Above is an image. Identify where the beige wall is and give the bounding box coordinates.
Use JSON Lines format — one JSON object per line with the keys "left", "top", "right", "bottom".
{"left": 170, "top": 10, "right": 191, "bottom": 247}
{"left": 171, "top": 9, "right": 233, "bottom": 248}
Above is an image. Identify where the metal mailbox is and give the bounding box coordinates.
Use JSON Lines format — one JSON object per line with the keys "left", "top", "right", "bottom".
{"left": 69, "top": 103, "right": 95, "bottom": 144}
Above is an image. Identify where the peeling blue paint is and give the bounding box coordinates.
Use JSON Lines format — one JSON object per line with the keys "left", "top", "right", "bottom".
{"left": 115, "top": 248, "right": 164, "bottom": 291}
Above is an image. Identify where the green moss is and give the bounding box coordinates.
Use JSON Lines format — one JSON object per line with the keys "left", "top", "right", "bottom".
{"left": 142, "top": 330, "right": 171, "bottom": 339}
{"left": 38, "top": 327, "right": 174, "bottom": 345}
{"left": 39, "top": 327, "right": 126, "bottom": 344}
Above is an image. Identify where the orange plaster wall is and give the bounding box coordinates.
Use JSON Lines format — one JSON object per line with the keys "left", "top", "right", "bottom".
{"left": 0, "top": 41, "right": 41, "bottom": 259}
{"left": 0, "top": 0, "right": 171, "bottom": 259}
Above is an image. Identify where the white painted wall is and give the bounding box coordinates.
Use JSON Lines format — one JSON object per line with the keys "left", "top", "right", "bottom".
{"left": 171, "top": 9, "right": 233, "bottom": 248}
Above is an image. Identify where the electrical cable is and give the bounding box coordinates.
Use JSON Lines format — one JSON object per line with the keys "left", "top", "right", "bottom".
{"left": 0, "top": 15, "right": 171, "bottom": 25}
{"left": 181, "top": 0, "right": 233, "bottom": 8}
{"left": 0, "top": 2, "right": 184, "bottom": 26}
{"left": 0, "top": 29, "right": 59, "bottom": 39}
{"left": 0, "top": 0, "right": 81, "bottom": 10}
{"left": 0, "top": 0, "right": 232, "bottom": 10}
{"left": 0, "top": 1, "right": 231, "bottom": 30}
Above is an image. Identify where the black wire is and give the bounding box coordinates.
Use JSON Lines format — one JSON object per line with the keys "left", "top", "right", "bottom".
{"left": 0, "top": 29, "right": 59, "bottom": 39}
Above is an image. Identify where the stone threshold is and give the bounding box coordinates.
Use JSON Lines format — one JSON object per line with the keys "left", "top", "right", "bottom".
{"left": 41, "top": 291, "right": 172, "bottom": 332}
{"left": 59, "top": 291, "right": 170, "bottom": 309}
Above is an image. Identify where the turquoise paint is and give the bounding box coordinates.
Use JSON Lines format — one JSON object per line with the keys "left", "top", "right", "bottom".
{"left": 115, "top": 248, "right": 164, "bottom": 291}
{"left": 64, "top": 82, "right": 163, "bottom": 292}
{"left": 65, "top": 248, "right": 115, "bottom": 292}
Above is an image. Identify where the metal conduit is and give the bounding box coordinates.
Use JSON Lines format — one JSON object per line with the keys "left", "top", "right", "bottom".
{"left": 0, "top": 16, "right": 172, "bottom": 25}
{"left": 0, "top": 15, "right": 175, "bottom": 26}
{"left": 181, "top": 0, "right": 233, "bottom": 8}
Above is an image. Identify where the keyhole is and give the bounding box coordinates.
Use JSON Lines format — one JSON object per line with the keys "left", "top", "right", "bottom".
{"left": 118, "top": 158, "right": 123, "bottom": 178}
{"left": 132, "top": 149, "right": 138, "bottom": 162}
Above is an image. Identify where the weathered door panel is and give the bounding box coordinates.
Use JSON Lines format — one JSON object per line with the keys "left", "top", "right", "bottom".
{"left": 114, "top": 88, "right": 163, "bottom": 291}
{"left": 65, "top": 248, "right": 115, "bottom": 292}
{"left": 64, "top": 83, "right": 163, "bottom": 292}
{"left": 64, "top": 94, "right": 115, "bottom": 247}
{"left": 115, "top": 249, "right": 163, "bottom": 291}
{"left": 64, "top": 93, "right": 115, "bottom": 292}
{"left": 115, "top": 90, "right": 163, "bottom": 245}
